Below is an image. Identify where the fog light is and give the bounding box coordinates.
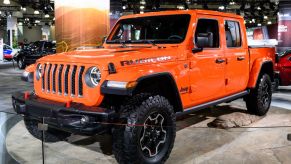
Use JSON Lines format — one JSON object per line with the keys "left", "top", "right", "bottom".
{"left": 80, "top": 116, "right": 89, "bottom": 125}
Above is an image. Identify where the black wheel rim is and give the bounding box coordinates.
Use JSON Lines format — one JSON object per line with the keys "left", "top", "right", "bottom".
{"left": 261, "top": 82, "right": 271, "bottom": 108}
{"left": 140, "top": 112, "right": 167, "bottom": 157}
{"left": 18, "top": 59, "right": 23, "bottom": 68}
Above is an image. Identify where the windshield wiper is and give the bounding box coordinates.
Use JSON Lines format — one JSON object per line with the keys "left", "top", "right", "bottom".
{"left": 107, "top": 40, "right": 129, "bottom": 48}
{"left": 145, "top": 40, "right": 158, "bottom": 47}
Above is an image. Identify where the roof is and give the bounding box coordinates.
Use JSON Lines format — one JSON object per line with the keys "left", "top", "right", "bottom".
{"left": 120, "top": 9, "right": 243, "bottom": 20}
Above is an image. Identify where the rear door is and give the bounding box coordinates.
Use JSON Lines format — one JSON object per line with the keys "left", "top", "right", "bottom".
{"left": 189, "top": 16, "right": 226, "bottom": 105}
{"left": 223, "top": 19, "right": 249, "bottom": 95}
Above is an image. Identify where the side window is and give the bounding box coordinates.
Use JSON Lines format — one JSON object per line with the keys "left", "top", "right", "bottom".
{"left": 225, "top": 20, "right": 241, "bottom": 47}
{"left": 195, "top": 19, "right": 219, "bottom": 48}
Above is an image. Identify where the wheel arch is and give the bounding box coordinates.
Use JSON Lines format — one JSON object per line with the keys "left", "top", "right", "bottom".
{"left": 248, "top": 60, "right": 274, "bottom": 88}
{"left": 132, "top": 72, "right": 183, "bottom": 113}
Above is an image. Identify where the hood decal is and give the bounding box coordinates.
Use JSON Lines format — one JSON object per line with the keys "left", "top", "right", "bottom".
{"left": 120, "top": 56, "right": 172, "bottom": 66}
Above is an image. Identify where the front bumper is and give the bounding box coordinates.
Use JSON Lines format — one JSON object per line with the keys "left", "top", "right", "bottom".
{"left": 12, "top": 92, "right": 117, "bottom": 135}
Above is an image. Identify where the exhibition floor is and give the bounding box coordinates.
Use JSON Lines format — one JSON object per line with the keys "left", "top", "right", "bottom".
{"left": 1, "top": 63, "right": 291, "bottom": 164}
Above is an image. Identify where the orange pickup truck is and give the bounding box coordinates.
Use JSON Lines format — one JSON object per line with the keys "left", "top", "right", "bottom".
{"left": 13, "top": 10, "right": 275, "bottom": 163}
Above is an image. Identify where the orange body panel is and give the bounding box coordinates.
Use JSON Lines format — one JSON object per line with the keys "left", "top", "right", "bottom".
{"left": 28, "top": 10, "right": 275, "bottom": 111}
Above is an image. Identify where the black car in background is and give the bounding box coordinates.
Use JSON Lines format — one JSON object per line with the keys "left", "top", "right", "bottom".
{"left": 14, "top": 41, "right": 56, "bottom": 69}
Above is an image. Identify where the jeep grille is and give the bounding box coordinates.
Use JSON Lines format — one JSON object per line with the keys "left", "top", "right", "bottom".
{"left": 41, "top": 63, "right": 85, "bottom": 97}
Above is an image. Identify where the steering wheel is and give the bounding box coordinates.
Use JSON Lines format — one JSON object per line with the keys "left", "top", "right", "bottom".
{"left": 168, "top": 35, "right": 183, "bottom": 40}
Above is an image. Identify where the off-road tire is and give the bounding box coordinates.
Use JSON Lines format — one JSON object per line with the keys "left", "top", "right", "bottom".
{"left": 245, "top": 74, "right": 272, "bottom": 116}
{"left": 112, "top": 94, "right": 176, "bottom": 164}
{"left": 17, "top": 57, "right": 25, "bottom": 69}
{"left": 24, "top": 118, "right": 70, "bottom": 142}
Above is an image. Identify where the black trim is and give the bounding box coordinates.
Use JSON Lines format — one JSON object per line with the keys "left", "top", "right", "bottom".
{"left": 135, "top": 72, "right": 183, "bottom": 112}
{"left": 108, "top": 63, "right": 117, "bottom": 74}
{"left": 12, "top": 92, "right": 117, "bottom": 135}
{"left": 101, "top": 72, "right": 183, "bottom": 112}
{"left": 101, "top": 80, "right": 134, "bottom": 96}
{"left": 176, "top": 90, "right": 249, "bottom": 117}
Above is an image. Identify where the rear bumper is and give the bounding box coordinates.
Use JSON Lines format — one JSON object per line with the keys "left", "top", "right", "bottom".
{"left": 12, "top": 92, "right": 117, "bottom": 135}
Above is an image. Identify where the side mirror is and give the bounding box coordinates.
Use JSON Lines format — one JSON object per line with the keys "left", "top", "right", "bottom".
{"left": 192, "top": 47, "right": 203, "bottom": 53}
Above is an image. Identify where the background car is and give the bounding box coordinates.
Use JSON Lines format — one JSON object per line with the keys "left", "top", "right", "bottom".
{"left": 3, "top": 44, "right": 19, "bottom": 61}
{"left": 274, "top": 50, "right": 291, "bottom": 90}
{"left": 13, "top": 40, "right": 56, "bottom": 69}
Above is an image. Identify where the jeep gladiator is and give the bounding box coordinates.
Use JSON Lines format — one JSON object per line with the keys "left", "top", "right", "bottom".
{"left": 13, "top": 10, "right": 275, "bottom": 164}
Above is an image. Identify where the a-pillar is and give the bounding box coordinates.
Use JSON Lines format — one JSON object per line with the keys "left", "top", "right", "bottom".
{"left": 7, "top": 16, "right": 17, "bottom": 48}
{"left": 54, "top": 0, "right": 110, "bottom": 52}
{"left": 278, "top": 1, "right": 291, "bottom": 52}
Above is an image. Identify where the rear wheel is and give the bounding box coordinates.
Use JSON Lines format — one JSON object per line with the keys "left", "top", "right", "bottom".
{"left": 17, "top": 57, "right": 25, "bottom": 69}
{"left": 245, "top": 74, "right": 272, "bottom": 116}
{"left": 24, "top": 118, "right": 70, "bottom": 142}
{"left": 112, "top": 94, "right": 176, "bottom": 164}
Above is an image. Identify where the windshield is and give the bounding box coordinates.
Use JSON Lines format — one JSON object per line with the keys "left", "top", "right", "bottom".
{"left": 107, "top": 14, "right": 191, "bottom": 44}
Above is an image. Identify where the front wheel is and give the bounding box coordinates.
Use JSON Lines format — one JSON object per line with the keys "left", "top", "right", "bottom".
{"left": 17, "top": 57, "right": 25, "bottom": 69}
{"left": 112, "top": 95, "right": 176, "bottom": 164}
{"left": 245, "top": 74, "right": 272, "bottom": 116}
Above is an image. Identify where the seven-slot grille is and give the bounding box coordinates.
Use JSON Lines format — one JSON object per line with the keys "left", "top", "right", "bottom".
{"left": 41, "top": 63, "right": 85, "bottom": 97}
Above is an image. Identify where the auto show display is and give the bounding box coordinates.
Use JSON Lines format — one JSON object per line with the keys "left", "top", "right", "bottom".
{"left": 13, "top": 41, "right": 56, "bottom": 69}
{"left": 11, "top": 10, "right": 276, "bottom": 163}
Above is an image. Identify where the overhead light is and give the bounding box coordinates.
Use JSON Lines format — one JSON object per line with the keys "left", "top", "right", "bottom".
{"left": 35, "top": 20, "right": 40, "bottom": 23}
{"left": 245, "top": 3, "right": 251, "bottom": 9}
{"left": 140, "top": 11, "right": 144, "bottom": 14}
{"left": 122, "top": 6, "right": 126, "bottom": 10}
{"left": 177, "top": 5, "right": 185, "bottom": 10}
{"left": 140, "top": 5, "right": 145, "bottom": 10}
{"left": 44, "top": 14, "right": 49, "bottom": 18}
{"left": 3, "top": 0, "right": 10, "bottom": 5}
{"left": 34, "top": 10, "right": 40, "bottom": 14}
{"left": 257, "top": 23, "right": 262, "bottom": 27}
{"left": 249, "top": 20, "right": 253, "bottom": 23}
{"left": 257, "top": 6, "right": 261, "bottom": 10}
{"left": 140, "top": 0, "right": 146, "bottom": 5}
{"left": 264, "top": 16, "right": 268, "bottom": 19}
{"left": 218, "top": 6, "right": 225, "bottom": 10}
{"left": 22, "top": 7, "right": 26, "bottom": 12}
{"left": 229, "top": 1, "right": 235, "bottom": 5}
{"left": 267, "top": 21, "right": 272, "bottom": 25}
{"left": 18, "top": 22, "right": 23, "bottom": 25}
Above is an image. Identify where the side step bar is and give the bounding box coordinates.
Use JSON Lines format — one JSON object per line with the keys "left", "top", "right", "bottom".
{"left": 176, "top": 90, "right": 249, "bottom": 117}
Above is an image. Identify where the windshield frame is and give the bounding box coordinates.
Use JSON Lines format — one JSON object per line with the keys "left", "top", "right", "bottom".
{"left": 106, "top": 14, "right": 192, "bottom": 45}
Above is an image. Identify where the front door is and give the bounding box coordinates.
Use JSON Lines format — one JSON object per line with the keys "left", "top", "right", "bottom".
{"left": 189, "top": 16, "right": 226, "bottom": 105}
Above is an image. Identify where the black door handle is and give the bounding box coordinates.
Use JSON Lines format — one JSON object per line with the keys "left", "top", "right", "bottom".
{"left": 237, "top": 56, "right": 245, "bottom": 61}
{"left": 215, "top": 58, "right": 225, "bottom": 64}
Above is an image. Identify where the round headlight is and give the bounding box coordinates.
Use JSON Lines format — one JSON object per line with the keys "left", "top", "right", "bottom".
{"left": 36, "top": 64, "right": 42, "bottom": 80}
{"left": 85, "top": 67, "right": 101, "bottom": 87}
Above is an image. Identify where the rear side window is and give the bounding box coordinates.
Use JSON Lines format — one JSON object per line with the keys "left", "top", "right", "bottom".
{"left": 195, "top": 19, "right": 220, "bottom": 48}
{"left": 225, "top": 20, "right": 241, "bottom": 47}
